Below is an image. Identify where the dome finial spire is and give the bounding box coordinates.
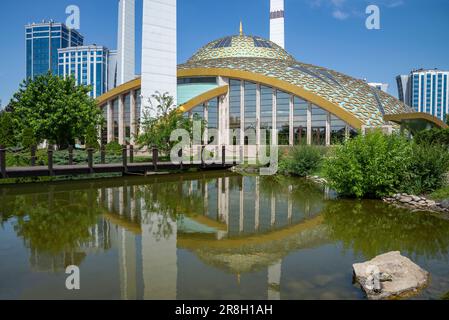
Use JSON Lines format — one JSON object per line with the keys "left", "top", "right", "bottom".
{"left": 239, "top": 21, "right": 243, "bottom": 36}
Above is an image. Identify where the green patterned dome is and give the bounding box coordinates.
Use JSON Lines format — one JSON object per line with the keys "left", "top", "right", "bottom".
{"left": 188, "top": 35, "right": 295, "bottom": 63}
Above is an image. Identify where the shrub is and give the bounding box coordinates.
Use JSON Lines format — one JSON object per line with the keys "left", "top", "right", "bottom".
{"left": 105, "top": 141, "right": 123, "bottom": 156}
{"left": 21, "top": 127, "right": 38, "bottom": 149}
{"left": 414, "top": 128, "right": 449, "bottom": 146}
{"left": 323, "top": 131, "right": 412, "bottom": 198}
{"left": 85, "top": 125, "right": 99, "bottom": 150}
{"left": 278, "top": 145, "right": 325, "bottom": 177}
{"left": 404, "top": 143, "right": 449, "bottom": 194}
{"left": 0, "top": 111, "right": 17, "bottom": 147}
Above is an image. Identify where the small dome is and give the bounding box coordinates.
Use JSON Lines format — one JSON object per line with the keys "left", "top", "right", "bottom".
{"left": 188, "top": 35, "right": 295, "bottom": 63}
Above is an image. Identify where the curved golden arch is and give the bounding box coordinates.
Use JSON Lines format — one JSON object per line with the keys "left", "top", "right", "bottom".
{"left": 177, "top": 215, "right": 324, "bottom": 250}
{"left": 178, "top": 68, "right": 364, "bottom": 129}
{"left": 96, "top": 77, "right": 141, "bottom": 106}
{"left": 384, "top": 112, "right": 448, "bottom": 129}
{"left": 178, "top": 85, "right": 229, "bottom": 113}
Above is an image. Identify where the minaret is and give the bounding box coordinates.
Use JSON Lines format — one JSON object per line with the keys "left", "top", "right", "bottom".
{"left": 141, "top": 0, "right": 177, "bottom": 115}
{"left": 117, "top": 0, "right": 136, "bottom": 85}
{"left": 270, "top": 0, "right": 285, "bottom": 48}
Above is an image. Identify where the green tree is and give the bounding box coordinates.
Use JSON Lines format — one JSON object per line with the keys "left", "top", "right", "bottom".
{"left": 137, "top": 91, "right": 204, "bottom": 155}
{"left": 21, "top": 127, "right": 37, "bottom": 150}
{"left": 9, "top": 72, "right": 103, "bottom": 149}
{"left": 0, "top": 111, "right": 17, "bottom": 147}
{"left": 85, "top": 125, "right": 100, "bottom": 150}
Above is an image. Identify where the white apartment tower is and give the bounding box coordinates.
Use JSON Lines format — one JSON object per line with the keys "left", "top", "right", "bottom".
{"left": 117, "top": 0, "right": 136, "bottom": 85}
{"left": 397, "top": 69, "right": 449, "bottom": 121}
{"left": 141, "top": 0, "right": 178, "bottom": 112}
{"left": 270, "top": 0, "right": 285, "bottom": 49}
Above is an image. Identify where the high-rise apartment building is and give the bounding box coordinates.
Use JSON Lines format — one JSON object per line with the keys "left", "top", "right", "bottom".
{"left": 58, "top": 45, "right": 109, "bottom": 98}
{"left": 26, "top": 21, "right": 84, "bottom": 79}
{"left": 397, "top": 69, "right": 449, "bottom": 121}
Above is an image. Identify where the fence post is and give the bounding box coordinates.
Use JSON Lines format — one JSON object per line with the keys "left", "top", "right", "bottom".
{"left": 48, "top": 145, "right": 54, "bottom": 176}
{"left": 222, "top": 145, "right": 226, "bottom": 167}
{"left": 152, "top": 146, "right": 158, "bottom": 172}
{"left": 100, "top": 144, "right": 106, "bottom": 164}
{"left": 240, "top": 145, "right": 244, "bottom": 165}
{"left": 87, "top": 148, "right": 94, "bottom": 173}
{"left": 179, "top": 148, "right": 183, "bottom": 171}
{"left": 122, "top": 145, "right": 128, "bottom": 174}
{"left": 201, "top": 145, "right": 205, "bottom": 168}
{"left": 129, "top": 145, "right": 134, "bottom": 163}
{"left": 68, "top": 145, "right": 74, "bottom": 165}
{"left": 0, "top": 145, "right": 6, "bottom": 179}
{"left": 30, "top": 145, "right": 36, "bottom": 167}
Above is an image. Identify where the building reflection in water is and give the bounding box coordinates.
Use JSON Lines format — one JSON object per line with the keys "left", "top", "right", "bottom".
{"left": 0, "top": 173, "right": 329, "bottom": 299}
{"left": 94, "top": 174, "right": 329, "bottom": 300}
{"left": 3, "top": 173, "right": 449, "bottom": 299}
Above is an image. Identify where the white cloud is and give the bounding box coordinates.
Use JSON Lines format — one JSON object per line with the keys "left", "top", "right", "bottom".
{"left": 308, "top": 0, "right": 404, "bottom": 20}
{"left": 386, "top": 0, "right": 405, "bottom": 8}
{"left": 332, "top": 9, "right": 349, "bottom": 20}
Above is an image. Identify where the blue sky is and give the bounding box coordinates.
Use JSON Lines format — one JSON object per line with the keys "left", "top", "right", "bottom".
{"left": 0, "top": 0, "right": 448, "bottom": 107}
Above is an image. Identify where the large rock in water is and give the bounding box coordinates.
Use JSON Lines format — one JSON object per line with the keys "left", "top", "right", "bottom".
{"left": 352, "top": 251, "right": 429, "bottom": 300}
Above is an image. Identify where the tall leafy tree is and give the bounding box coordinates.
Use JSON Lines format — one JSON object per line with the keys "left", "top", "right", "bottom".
{"left": 0, "top": 111, "right": 17, "bottom": 147}
{"left": 137, "top": 91, "right": 205, "bottom": 155}
{"left": 9, "top": 72, "right": 103, "bottom": 149}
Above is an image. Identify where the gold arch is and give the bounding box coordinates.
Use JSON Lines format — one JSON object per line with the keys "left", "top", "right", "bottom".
{"left": 178, "top": 68, "right": 364, "bottom": 129}
{"left": 96, "top": 77, "right": 141, "bottom": 106}
{"left": 178, "top": 215, "right": 324, "bottom": 250}
{"left": 96, "top": 68, "right": 375, "bottom": 129}
{"left": 384, "top": 112, "right": 448, "bottom": 129}
{"left": 178, "top": 85, "right": 229, "bottom": 113}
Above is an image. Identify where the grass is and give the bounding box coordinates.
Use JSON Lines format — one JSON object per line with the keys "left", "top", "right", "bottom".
{"left": 429, "top": 185, "right": 449, "bottom": 201}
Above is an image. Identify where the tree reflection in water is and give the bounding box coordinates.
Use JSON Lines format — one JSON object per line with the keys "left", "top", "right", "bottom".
{"left": 322, "top": 199, "right": 449, "bottom": 260}
{"left": 0, "top": 188, "right": 105, "bottom": 270}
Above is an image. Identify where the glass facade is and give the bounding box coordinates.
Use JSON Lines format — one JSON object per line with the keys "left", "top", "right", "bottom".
{"left": 408, "top": 70, "right": 449, "bottom": 121}
{"left": 229, "top": 80, "right": 241, "bottom": 145}
{"left": 26, "top": 22, "right": 84, "bottom": 79}
{"left": 58, "top": 46, "right": 109, "bottom": 98}
{"left": 180, "top": 78, "right": 356, "bottom": 147}
{"left": 260, "top": 86, "right": 273, "bottom": 145}
{"left": 276, "top": 91, "right": 290, "bottom": 145}
{"left": 244, "top": 82, "right": 257, "bottom": 145}
{"left": 293, "top": 97, "right": 307, "bottom": 145}
{"left": 207, "top": 98, "right": 219, "bottom": 145}
{"left": 311, "top": 105, "right": 326, "bottom": 145}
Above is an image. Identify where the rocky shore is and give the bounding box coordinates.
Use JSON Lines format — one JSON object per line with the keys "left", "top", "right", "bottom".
{"left": 383, "top": 193, "right": 449, "bottom": 213}
{"left": 307, "top": 175, "right": 328, "bottom": 185}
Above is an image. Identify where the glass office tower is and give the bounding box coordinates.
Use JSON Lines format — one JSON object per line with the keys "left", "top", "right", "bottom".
{"left": 26, "top": 20, "right": 84, "bottom": 79}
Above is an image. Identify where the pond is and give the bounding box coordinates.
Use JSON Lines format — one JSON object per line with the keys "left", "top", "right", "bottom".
{"left": 1, "top": 172, "right": 449, "bottom": 300}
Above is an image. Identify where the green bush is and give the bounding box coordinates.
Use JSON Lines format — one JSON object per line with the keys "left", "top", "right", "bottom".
{"left": 414, "top": 128, "right": 449, "bottom": 146}
{"left": 105, "top": 141, "right": 123, "bottom": 156}
{"left": 323, "top": 131, "right": 413, "bottom": 198}
{"left": 0, "top": 111, "right": 17, "bottom": 147}
{"left": 278, "top": 145, "right": 325, "bottom": 177}
{"left": 405, "top": 143, "right": 449, "bottom": 194}
{"left": 323, "top": 131, "right": 449, "bottom": 198}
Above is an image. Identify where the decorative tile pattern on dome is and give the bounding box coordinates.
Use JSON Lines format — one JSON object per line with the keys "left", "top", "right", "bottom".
{"left": 179, "top": 55, "right": 412, "bottom": 127}
{"left": 188, "top": 35, "right": 294, "bottom": 63}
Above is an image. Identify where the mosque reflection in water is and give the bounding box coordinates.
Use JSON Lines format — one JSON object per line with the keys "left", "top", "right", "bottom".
{"left": 3, "top": 172, "right": 449, "bottom": 300}
{"left": 97, "top": 173, "right": 332, "bottom": 300}
{"left": 0, "top": 173, "right": 332, "bottom": 300}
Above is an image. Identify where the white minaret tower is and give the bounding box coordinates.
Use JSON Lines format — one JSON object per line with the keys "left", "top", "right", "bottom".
{"left": 117, "top": 0, "right": 136, "bottom": 85}
{"left": 141, "top": 0, "right": 177, "bottom": 113}
{"left": 270, "top": 0, "right": 285, "bottom": 48}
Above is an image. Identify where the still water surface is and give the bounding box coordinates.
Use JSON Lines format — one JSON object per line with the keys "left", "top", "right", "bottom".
{"left": 1, "top": 172, "right": 449, "bottom": 300}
